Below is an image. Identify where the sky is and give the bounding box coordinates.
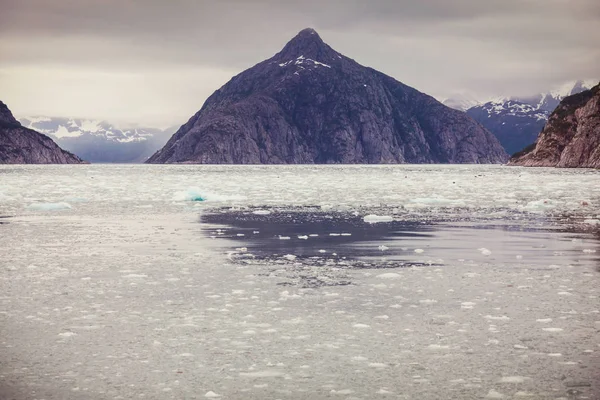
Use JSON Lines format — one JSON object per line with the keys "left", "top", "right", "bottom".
{"left": 0, "top": 0, "right": 598, "bottom": 127}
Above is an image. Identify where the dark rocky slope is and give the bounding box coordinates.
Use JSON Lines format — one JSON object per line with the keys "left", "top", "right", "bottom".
{"left": 0, "top": 101, "right": 84, "bottom": 164}
{"left": 509, "top": 83, "right": 600, "bottom": 168}
{"left": 148, "top": 29, "right": 508, "bottom": 164}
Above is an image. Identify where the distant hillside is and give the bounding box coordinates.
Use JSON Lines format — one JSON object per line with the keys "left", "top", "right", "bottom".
{"left": 19, "top": 117, "right": 176, "bottom": 163}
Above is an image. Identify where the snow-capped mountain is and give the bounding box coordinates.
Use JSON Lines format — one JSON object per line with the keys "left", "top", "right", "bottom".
{"left": 441, "top": 93, "right": 481, "bottom": 112}
{"left": 512, "top": 79, "right": 599, "bottom": 112}
{"left": 465, "top": 80, "right": 598, "bottom": 155}
{"left": 18, "top": 117, "right": 176, "bottom": 163}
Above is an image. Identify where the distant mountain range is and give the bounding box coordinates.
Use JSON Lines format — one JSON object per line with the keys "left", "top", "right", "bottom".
{"left": 446, "top": 80, "right": 598, "bottom": 155}
{"left": 148, "top": 28, "right": 508, "bottom": 164}
{"left": 18, "top": 117, "right": 176, "bottom": 163}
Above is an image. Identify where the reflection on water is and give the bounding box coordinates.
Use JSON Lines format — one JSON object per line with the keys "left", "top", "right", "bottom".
{"left": 202, "top": 211, "right": 600, "bottom": 269}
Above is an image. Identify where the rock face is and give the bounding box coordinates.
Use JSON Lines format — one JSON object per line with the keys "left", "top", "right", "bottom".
{"left": 509, "top": 83, "right": 600, "bottom": 168}
{"left": 0, "top": 101, "right": 84, "bottom": 164}
{"left": 148, "top": 29, "right": 508, "bottom": 164}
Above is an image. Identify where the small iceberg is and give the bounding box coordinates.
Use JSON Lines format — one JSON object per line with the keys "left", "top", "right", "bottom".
{"left": 27, "top": 202, "right": 72, "bottom": 211}
{"left": 173, "top": 188, "right": 205, "bottom": 202}
{"left": 363, "top": 214, "right": 393, "bottom": 224}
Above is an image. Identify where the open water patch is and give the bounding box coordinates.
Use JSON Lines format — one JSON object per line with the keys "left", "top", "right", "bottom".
{"left": 201, "top": 209, "right": 600, "bottom": 286}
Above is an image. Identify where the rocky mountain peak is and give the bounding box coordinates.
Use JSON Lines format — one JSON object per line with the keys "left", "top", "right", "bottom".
{"left": 0, "top": 101, "right": 19, "bottom": 125}
{"left": 275, "top": 28, "right": 339, "bottom": 62}
{"left": 148, "top": 30, "right": 508, "bottom": 165}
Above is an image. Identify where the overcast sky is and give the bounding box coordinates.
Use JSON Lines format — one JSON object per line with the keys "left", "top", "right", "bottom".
{"left": 0, "top": 0, "right": 598, "bottom": 127}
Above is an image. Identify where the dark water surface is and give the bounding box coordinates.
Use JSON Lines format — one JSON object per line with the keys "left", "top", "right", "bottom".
{"left": 201, "top": 211, "right": 600, "bottom": 270}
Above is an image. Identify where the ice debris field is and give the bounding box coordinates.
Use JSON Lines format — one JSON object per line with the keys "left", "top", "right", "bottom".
{"left": 0, "top": 164, "right": 599, "bottom": 400}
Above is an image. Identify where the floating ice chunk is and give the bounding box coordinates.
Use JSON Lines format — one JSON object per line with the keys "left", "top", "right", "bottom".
{"left": 461, "top": 302, "right": 476, "bottom": 309}
{"left": 499, "top": 376, "right": 530, "bottom": 383}
{"left": 419, "top": 299, "right": 438, "bottom": 304}
{"left": 547, "top": 353, "right": 562, "bottom": 357}
{"left": 58, "top": 332, "right": 77, "bottom": 337}
{"left": 513, "top": 344, "right": 528, "bottom": 350}
{"left": 318, "top": 249, "right": 327, "bottom": 253}
{"left": 309, "top": 234, "right": 319, "bottom": 237}
{"left": 27, "top": 202, "right": 72, "bottom": 211}
{"left": 240, "top": 370, "right": 285, "bottom": 378}
{"left": 329, "top": 233, "right": 340, "bottom": 236}
{"left": 298, "top": 235, "right": 308, "bottom": 240}
{"left": 375, "top": 315, "right": 389, "bottom": 320}
{"left": 353, "top": 323, "right": 371, "bottom": 329}
{"left": 524, "top": 199, "right": 554, "bottom": 210}
{"left": 331, "top": 389, "right": 354, "bottom": 395}
{"left": 583, "top": 249, "right": 596, "bottom": 253}
{"left": 283, "top": 254, "right": 297, "bottom": 261}
{"left": 173, "top": 187, "right": 205, "bottom": 202}
{"left": 378, "top": 245, "right": 389, "bottom": 251}
{"left": 253, "top": 210, "right": 271, "bottom": 215}
{"left": 236, "top": 233, "right": 245, "bottom": 237}
{"left": 377, "top": 388, "right": 392, "bottom": 394}
{"left": 536, "top": 318, "right": 552, "bottom": 323}
{"left": 543, "top": 327, "right": 563, "bottom": 332}
{"left": 341, "top": 233, "right": 352, "bottom": 236}
{"left": 205, "top": 391, "right": 221, "bottom": 398}
{"left": 122, "top": 274, "right": 148, "bottom": 278}
{"left": 376, "top": 273, "right": 401, "bottom": 280}
{"left": 583, "top": 219, "right": 599, "bottom": 225}
{"left": 173, "top": 187, "right": 246, "bottom": 202}
{"left": 368, "top": 363, "right": 387, "bottom": 368}
{"left": 428, "top": 344, "right": 449, "bottom": 350}
{"left": 278, "top": 235, "right": 291, "bottom": 240}
{"left": 478, "top": 248, "right": 492, "bottom": 256}
{"left": 363, "top": 214, "right": 393, "bottom": 224}
{"left": 414, "top": 249, "right": 424, "bottom": 254}
{"left": 484, "top": 315, "right": 510, "bottom": 321}
{"left": 485, "top": 389, "right": 506, "bottom": 398}
{"left": 515, "top": 392, "right": 536, "bottom": 397}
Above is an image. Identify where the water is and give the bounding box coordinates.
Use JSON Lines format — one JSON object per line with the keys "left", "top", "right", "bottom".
{"left": 0, "top": 165, "right": 599, "bottom": 399}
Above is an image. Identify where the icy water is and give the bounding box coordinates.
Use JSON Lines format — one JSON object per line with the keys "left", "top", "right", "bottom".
{"left": 1, "top": 165, "right": 599, "bottom": 400}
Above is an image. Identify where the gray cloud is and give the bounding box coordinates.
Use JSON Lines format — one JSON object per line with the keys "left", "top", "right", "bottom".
{"left": 0, "top": 0, "right": 598, "bottom": 125}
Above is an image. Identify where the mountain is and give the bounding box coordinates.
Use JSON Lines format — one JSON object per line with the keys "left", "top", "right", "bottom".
{"left": 442, "top": 93, "right": 481, "bottom": 112}
{"left": 466, "top": 100, "right": 549, "bottom": 155}
{"left": 18, "top": 117, "right": 175, "bottom": 163}
{"left": 0, "top": 101, "right": 84, "bottom": 164}
{"left": 509, "top": 83, "right": 600, "bottom": 168}
{"left": 466, "top": 80, "right": 596, "bottom": 155}
{"left": 148, "top": 28, "right": 508, "bottom": 164}
{"left": 513, "top": 80, "right": 598, "bottom": 112}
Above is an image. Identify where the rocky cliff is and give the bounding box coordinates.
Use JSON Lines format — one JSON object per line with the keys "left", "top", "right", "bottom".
{"left": 0, "top": 101, "right": 84, "bottom": 164}
{"left": 509, "top": 83, "right": 600, "bottom": 168}
{"left": 148, "top": 29, "right": 508, "bottom": 164}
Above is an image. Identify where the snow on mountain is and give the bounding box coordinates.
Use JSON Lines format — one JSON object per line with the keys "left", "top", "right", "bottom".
{"left": 17, "top": 116, "right": 176, "bottom": 163}
{"left": 19, "top": 117, "right": 160, "bottom": 143}
{"left": 441, "top": 93, "right": 480, "bottom": 111}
